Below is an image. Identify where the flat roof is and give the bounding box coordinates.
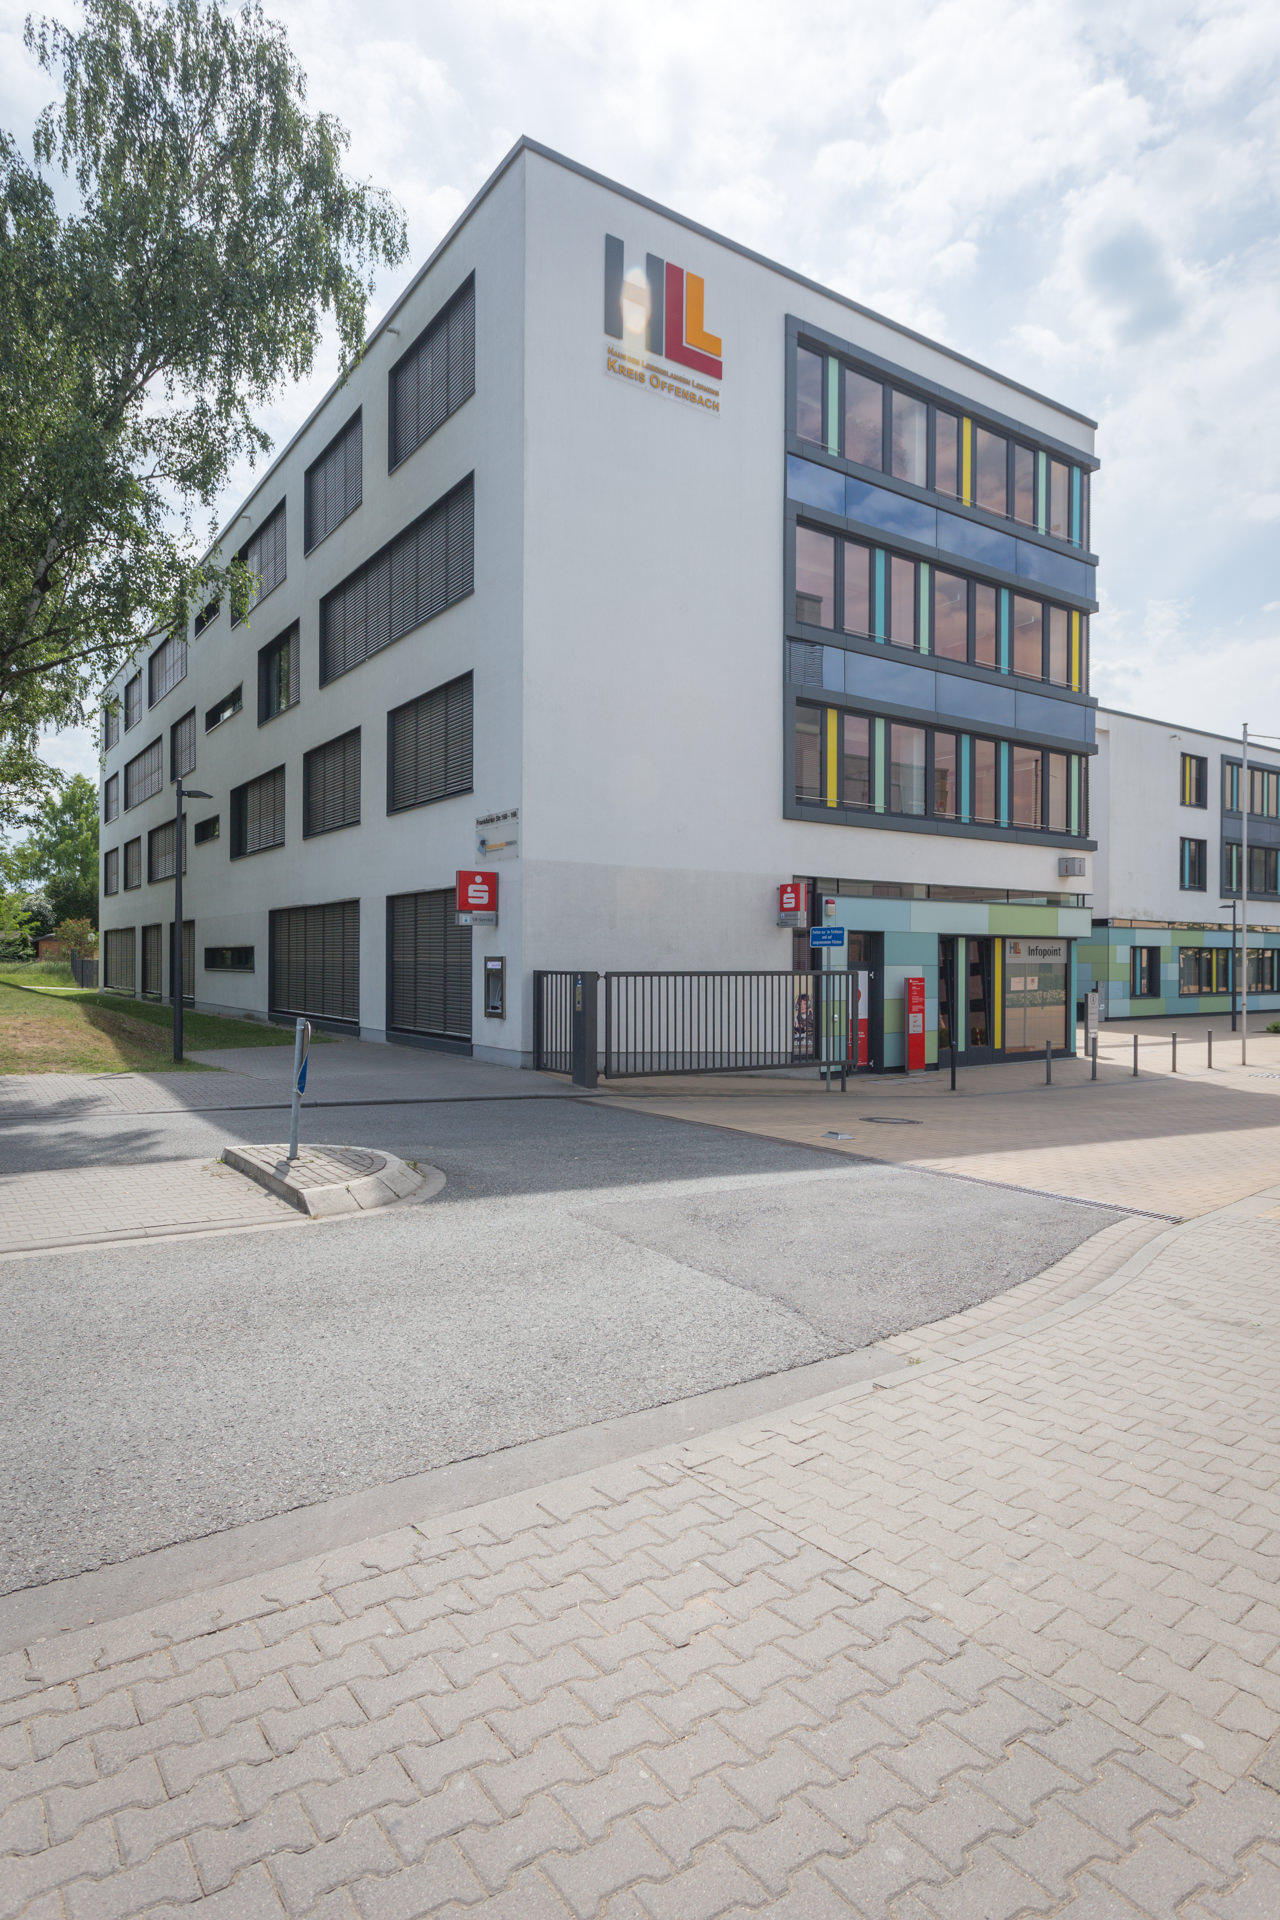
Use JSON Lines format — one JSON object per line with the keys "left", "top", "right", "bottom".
{"left": 1098, "top": 706, "right": 1280, "bottom": 757}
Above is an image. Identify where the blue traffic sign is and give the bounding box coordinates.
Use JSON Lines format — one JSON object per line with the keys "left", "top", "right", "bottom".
{"left": 810, "top": 926, "right": 846, "bottom": 948}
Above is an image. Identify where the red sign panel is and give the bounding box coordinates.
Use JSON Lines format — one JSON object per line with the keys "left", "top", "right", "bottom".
{"left": 778, "top": 881, "right": 807, "bottom": 916}
{"left": 456, "top": 870, "right": 497, "bottom": 913}
{"left": 905, "top": 974, "right": 926, "bottom": 1072}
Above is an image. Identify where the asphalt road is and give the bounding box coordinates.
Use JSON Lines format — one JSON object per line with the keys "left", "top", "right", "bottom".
{"left": 2, "top": 1094, "right": 1119, "bottom": 1592}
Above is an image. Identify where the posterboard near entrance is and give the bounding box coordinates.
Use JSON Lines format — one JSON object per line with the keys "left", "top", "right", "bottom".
{"left": 905, "top": 974, "right": 926, "bottom": 1072}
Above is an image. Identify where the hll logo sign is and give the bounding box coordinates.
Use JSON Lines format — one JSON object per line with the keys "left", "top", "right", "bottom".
{"left": 603, "top": 235, "right": 722, "bottom": 382}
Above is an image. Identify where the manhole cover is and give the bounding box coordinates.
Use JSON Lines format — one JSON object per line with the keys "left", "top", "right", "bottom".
{"left": 861, "top": 1116, "right": 922, "bottom": 1126}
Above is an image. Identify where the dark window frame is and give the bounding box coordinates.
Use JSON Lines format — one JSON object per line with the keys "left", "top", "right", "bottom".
{"left": 257, "top": 624, "right": 300, "bottom": 725}
{"left": 229, "top": 765, "right": 286, "bottom": 860}
{"left": 386, "top": 672, "right": 474, "bottom": 814}
{"left": 103, "top": 846, "right": 119, "bottom": 895}
{"left": 205, "top": 945, "right": 255, "bottom": 972}
{"left": 103, "top": 773, "right": 120, "bottom": 823}
{"left": 388, "top": 274, "right": 476, "bottom": 472}
{"left": 1179, "top": 837, "right": 1207, "bottom": 892}
{"left": 193, "top": 815, "right": 220, "bottom": 845}
{"left": 319, "top": 474, "right": 474, "bottom": 686}
{"left": 123, "top": 737, "right": 164, "bottom": 811}
{"left": 304, "top": 409, "right": 363, "bottom": 553}
{"left": 1130, "top": 945, "right": 1161, "bottom": 998}
{"left": 170, "top": 708, "right": 197, "bottom": 780}
{"left": 123, "top": 672, "right": 143, "bottom": 731}
{"left": 123, "top": 837, "right": 142, "bottom": 890}
{"left": 230, "top": 500, "right": 287, "bottom": 628}
{"left": 1180, "top": 752, "right": 1208, "bottom": 808}
{"left": 148, "top": 633, "right": 188, "bottom": 708}
{"left": 205, "top": 686, "right": 243, "bottom": 732}
{"left": 302, "top": 728, "right": 361, "bottom": 839}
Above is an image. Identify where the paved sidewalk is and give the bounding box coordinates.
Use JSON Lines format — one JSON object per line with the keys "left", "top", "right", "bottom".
{"left": 6, "top": 1195, "right": 1280, "bottom": 1915}
{"left": 0, "top": 1158, "right": 300, "bottom": 1254}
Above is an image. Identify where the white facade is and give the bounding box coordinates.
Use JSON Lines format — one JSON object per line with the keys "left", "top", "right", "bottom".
{"left": 99, "top": 140, "right": 1100, "bottom": 1067}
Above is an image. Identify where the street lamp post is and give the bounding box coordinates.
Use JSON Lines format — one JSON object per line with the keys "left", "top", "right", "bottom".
{"left": 1242, "top": 723, "right": 1249, "bottom": 1066}
{"left": 1220, "top": 900, "right": 1238, "bottom": 1030}
{"left": 172, "top": 778, "right": 211, "bottom": 1063}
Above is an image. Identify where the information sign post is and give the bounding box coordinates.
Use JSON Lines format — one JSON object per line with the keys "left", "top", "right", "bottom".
{"left": 905, "top": 975, "right": 926, "bottom": 1074}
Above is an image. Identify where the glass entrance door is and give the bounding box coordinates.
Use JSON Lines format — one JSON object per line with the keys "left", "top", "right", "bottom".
{"left": 965, "top": 937, "right": 995, "bottom": 1062}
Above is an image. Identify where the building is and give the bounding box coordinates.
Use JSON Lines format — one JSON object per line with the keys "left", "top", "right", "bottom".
{"left": 1078, "top": 710, "right": 1280, "bottom": 1023}
{"left": 97, "top": 138, "right": 1100, "bottom": 1072}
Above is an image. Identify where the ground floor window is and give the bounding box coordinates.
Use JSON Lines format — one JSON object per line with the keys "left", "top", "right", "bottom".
{"left": 103, "top": 927, "right": 135, "bottom": 994}
{"left": 269, "top": 900, "right": 360, "bottom": 1026}
{"left": 1131, "top": 946, "right": 1161, "bottom": 997}
{"left": 1179, "top": 946, "right": 1231, "bottom": 995}
{"left": 1249, "top": 947, "right": 1278, "bottom": 993}
{"left": 141, "top": 923, "right": 164, "bottom": 999}
{"left": 387, "top": 889, "right": 472, "bottom": 1041}
{"left": 1001, "top": 938, "right": 1068, "bottom": 1052}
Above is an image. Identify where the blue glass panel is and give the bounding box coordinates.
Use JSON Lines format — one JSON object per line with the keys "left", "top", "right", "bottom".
{"left": 822, "top": 646, "right": 845, "bottom": 691}
{"left": 844, "top": 653, "right": 936, "bottom": 713}
{"left": 934, "top": 673, "right": 1016, "bottom": 729}
{"left": 845, "top": 478, "right": 938, "bottom": 545}
{"left": 1014, "top": 690, "right": 1090, "bottom": 742}
{"left": 785, "top": 454, "right": 845, "bottom": 515}
{"left": 936, "top": 512, "right": 1018, "bottom": 574}
{"left": 1015, "top": 541, "right": 1094, "bottom": 599}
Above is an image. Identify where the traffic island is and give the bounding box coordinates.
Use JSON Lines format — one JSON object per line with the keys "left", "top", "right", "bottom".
{"left": 220, "top": 1143, "right": 440, "bottom": 1217}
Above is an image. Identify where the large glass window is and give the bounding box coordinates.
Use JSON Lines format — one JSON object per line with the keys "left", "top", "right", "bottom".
{"left": 933, "top": 733, "right": 958, "bottom": 818}
{"left": 843, "top": 370, "right": 882, "bottom": 468}
{"left": 890, "top": 724, "right": 926, "bottom": 815}
{"left": 1131, "top": 946, "right": 1160, "bottom": 997}
{"left": 1012, "top": 445, "right": 1035, "bottom": 524}
{"left": 795, "top": 708, "right": 822, "bottom": 803}
{"left": 974, "top": 585, "right": 998, "bottom": 669}
{"left": 1011, "top": 745, "right": 1042, "bottom": 827}
{"left": 890, "top": 391, "right": 927, "bottom": 486}
{"left": 843, "top": 539, "right": 871, "bottom": 637}
{"left": 794, "top": 526, "right": 835, "bottom": 628}
{"left": 1179, "top": 946, "right": 1231, "bottom": 995}
{"left": 1249, "top": 948, "right": 1278, "bottom": 992}
{"left": 888, "top": 556, "right": 915, "bottom": 648}
{"left": 974, "top": 428, "right": 1007, "bottom": 515}
{"left": 933, "top": 410, "right": 960, "bottom": 497}
{"left": 933, "top": 572, "right": 967, "bottom": 661}
{"left": 1180, "top": 838, "right": 1207, "bottom": 891}
{"left": 258, "top": 625, "right": 300, "bottom": 724}
{"left": 973, "top": 738, "right": 998, "bottom": 823}
{"left": 796, "top": 348, "right": 823, "bottom": 445}
{"left": 1003, "top": 948, "right": 1067, "bottom": 1052}
{"left": 1047, "top": 607, "right": 1069, "bottom": 687}
{"left": 1249, "top": 846, "right": 1280, "bottom": 894}
{"left": 1249, "top": 767, "right": 1280, "bottom": 818}
{"left": 1049, "top": 459, "right": 1070, "bottom": 539}
{"left": 1180, "top": 753, "right": 1207, "bottom": 807}
{"left": 842, "top": 714, "right": 871, "bottom": 808}
{"left": 1012, "top": 596, "right": 1042, "bottom": 678}
{"left": 1048, "top": 752, "right": 1068, "bottom": 833}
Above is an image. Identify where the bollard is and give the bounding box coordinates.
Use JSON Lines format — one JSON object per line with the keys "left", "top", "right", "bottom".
{"left": 288, "top": 1017, "right": 310, "bottom": 1161}
{"left": 950, "top": 1045, "right": 957, "bottom": 1093}
{"left": 1091, "top": 1036, "right": 1098, "bottom": 1081}
{"left": 1133, "top": 1033, "right": 1139, "bottom": 1076}
{"left": 1208, "top": 1028, "right": 1213, "bottom": 1070}
{"left": 1171, "top": 1033, "right": 1177, "bottom": 1074}
{"left": 840, "top": 1060, "right": 847, "bottom": 1094}
{"left": 1045, "top": 1039, "right": 1052, "bottom": 1086}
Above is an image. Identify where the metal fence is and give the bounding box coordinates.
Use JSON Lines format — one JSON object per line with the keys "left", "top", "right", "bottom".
{"left": 70, "top": 952, "right": 98, "bottom": 989}
{"left": 534, "top": 969, "right": 867, "bottom": 1078}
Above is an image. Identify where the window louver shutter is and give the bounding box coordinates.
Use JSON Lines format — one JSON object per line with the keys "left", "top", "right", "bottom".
{"left": 104, "top": 848, "right": 119, "bottom": 894}
{"left": 319, "top": 476, "right": 473, "bottom": 683}
{"left": 233, "top": 502, "right": 287, "bottom": 624}
{"left": 269, "top": 901, "right": 360, "bottom": 1024}
{"left": 141, "top": 924, "right": 163, "bottom": 996}
{"left": 104, "top": 927, "right": 136, "bottom": 992}
{"left": 388, "top": 674, "right": 472, "bottom": 812}
{"left": 305, "top": 412, "right": 363, "bottom": 552}
{"left": 304, "top": 730, "right": 361, "bottom": 836}
{"left": 387, "top": 889, "right": 472, "bottom": 1040}
{"left": 389, "top": 277, "right": 475, "bottom": 469}
{"left": 124, "top": 738, "right": 164, "bottom": 809}
{"left": 124, "top": 840, "right": 141, "bottom": 889}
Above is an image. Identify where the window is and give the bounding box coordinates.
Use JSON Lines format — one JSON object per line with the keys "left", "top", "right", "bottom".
{"left": 387, "top": 890, "right": 471, "bottom": 1041}
{"left": 1223, "top": 842, "right": 1242, "bottom": 894}
{"left": 230, "top": 766, "right": 285, "bottom": 858}
{"left": 170, "top": 710, "right": 196, "bottom": 779}
{"left": 103, "top": 705, "right": 120, "bottom": 751}
{"left": 933, "top": 733, "right": 959, "bottom": 818}
{"left": 1179, "top": 946, "right": 1231, "bottom": 996}
{"left": 258, "top": 625, "right": 299, "bottom": 724}
{"left": 1012, "top": 445, "right": 1035, "bottom": 525}
{"left": 103, "top": 773, "right": 119, "bottom": 823}
{"left": 933, "top": 410, "right": 960, "bottom": 497}
{"left": 1131, "top": 946, "right": 1161, "bottom": 997}
{"left": 842, "top": 713, "right": 871, "bottom": 808}
{"left": 974, "top": 586, "right": 998, "bottom": 669}
{"left": 1048, "top": 751, "right": 1069, "bottom": 834}
{"left": 795, "top": 526, "right": 834, "bottom": 627}
{"left": 147, "top": 818, "right": 185, "bottom": 883}
{"left": 889, "top": 724, "right": 926, "bottom": 815}
{"left": 1249, "top": 766, "right": 1280, "bottom": 818}
{"left": 388, "top": 673, "right": 473, "bottom": 812}
{"left": 888, "top": 556, "right": 915, "bottom": 649}
{"left": 933, "top": 572, "right": 967, "bottom": 661}
{"left": 123, "top": 738, "right": 164, "bottom": 810}
{"left": 1249, "top": 948, "right": 1278, "bottom": 992}
{"left": 974, "top": 429, "right": 1007, "bottom": 515}
{"left": 148, "top": 633, "right": 187, "bottom": 707}
{"left": 320, "top": 474, "right": 473, "bottom": 683}
{"left": 973, "top": 738, "right": 998, "bottom": 824}
{"left": 795, "top": 707, "right": 822, "bottom": 804}
{"left": 843, "top": 539, "right": 871, "bottom": 637}
{"left": 304, "top": 410, "right": 362, "bottom": 552}
{"left": 231, "top": 501, "right": 286, "bottom": 626}
{"left": 269, "top": 900, "right": 360, "bottom": 1025}
{"left": 1224, "top": 763, "right": 1240, "bottom": 812}
{"left": 1011, "top": 745, "right": 1043, "bottom": 828}
{"left": 389, "top": 275, "right": 475, "bottom": 469}
{"left": 206, "top": 686, "right": 242, "bottom": 731}
{"left": 1012, "top": 596, "right": 1042, "bottom": 679}
{"left": 303, "top": 729, "right": 361, "bottom": 837}
{"left": 843, "top": 369, "right": 883, "bottom": 468}
{"left": 1180, "top": 838, "right": 1207, "bottom": 891}
{"left": 1047, "top": 608, "right": 1069, "bottom": 687}
{"left": 123, "top": 838, "right": 141, "bottom": 889}
{"left": 205, "top": 946, "right": 254, "bottom": 971}
{"left": 1180, "top": 754, "right": 1207, "bottom": 807}
{"left": 796, "top": 347, "right": 823, "bottom": 445}
{"left": 1249, "top": 846, "right": 1280, "bottom": 895}
{"left": 193, "top": 596, "right": 220, "bottom": 635}
{"left": 141, "top": 923, "right": 164, "bottom": 998}
{"left": 194, "top": 815, "right": 219, "bottom": 845}
{"left": 1048, "top": 460, "right": 1070, "bottom": 539}
{"left": 103, "top": 927, "right": 135, "bottom": 993}
{"left": 103, "top": 847, "right": 119, "bottom": 895}
{"left": 890, "top": 391, "right": 927, "bottom": 486}
{"left": 124, "top": 673, "right": 143, "bottom": 731}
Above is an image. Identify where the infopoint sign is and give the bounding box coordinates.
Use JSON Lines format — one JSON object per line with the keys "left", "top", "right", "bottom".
{"left": 604, "top": 234, "right": 723, "bottom": 416}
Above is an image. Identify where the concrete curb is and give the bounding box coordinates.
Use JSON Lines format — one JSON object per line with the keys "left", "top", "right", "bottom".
{"left": 220, "top": 1142, "right": 443, "bottom": 1216}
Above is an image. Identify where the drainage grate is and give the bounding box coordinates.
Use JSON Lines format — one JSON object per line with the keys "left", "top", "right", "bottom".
{"left": 1250, "top": 1073, "right": 1280, "bottom": 1081}
{"left": 861, "top": 1116, "right": 923, "bottom": 1125}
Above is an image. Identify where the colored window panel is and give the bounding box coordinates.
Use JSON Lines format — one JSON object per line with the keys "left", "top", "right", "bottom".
{"left": 888, "top": 556, "right": 916, "bottom": 648}
{"left": 1011, "top": 745, "right": 1043, "bottom": 827}
{"left": 842, "top": 713, "right": 871, "bottom": 808}
{"left": 1012, "top": 595, "right": 1043, "bottom": 678}
{"left": 795, "top": 706, "right": 822, "bottom": 803}
{"left": 933, "top": 733, "right": 959, "bottom": 817}
{"left": 1012, "top": 444, "right": 1036, "bottom": 525}
{"left": 794, "top": 526, "right": 835, "bottom": 628}
{"left": 933, "top": 572, "right": 968, "bottom": 661}
{"left": 974, "top": 429, "right": 1008, "bottom": 515}
{"left": 890, "top": 724, "right": 926, "bottom": 815}
{"left": 1132, "top": 946, "right": 1160, "bottom": 997}
{"left": 934, "top": 410, "right": 960, "bottom": 497}
{"left": 1047, "top": 606, "right": 1069, "bottom": 686}
{"left": 1049, "top": 459, "right": 1069, "bottom": 538}
{"left": 843, "top": 539, "right": 872, "bottom": 637}
{"left": 843, "top": 369, "right": 883, "bottom": 467}
{"left": 1180, "top": 838, "right": 1207, "bottom": 890}
{"left": 890, "top": 392, "right": 927, "bottom": 486}
{"left": 974, "top": 585, "right": 998, "bottom": 668}
{"left": 1048, "top": 751, "right": 1068, "bottom": 833}
{"left": 795, "top": 349, "right": 824, "bottom": 444}
{"left": 973, "top": 738, "right": 998, "bottom": 822}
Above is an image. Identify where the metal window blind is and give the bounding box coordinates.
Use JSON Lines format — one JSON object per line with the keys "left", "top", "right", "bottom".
{"left": 123, "top": 839, "right": 141, "bottom": 889}
{"left": 141, "top": 924, "right": 164, "bottom": 997}
{"left": 103, "top": 774, "right": 119, "bottom": 822}
{"left": 387, "top": 673, "right": 472, "bottom": 812}
{"left": 124, "top": 675, "right": 143, "bottom": 730}
{"left": 103, "top": 848, "right": 119, "bottom": 894}
{"left": 148, "top": 634, "right": 188, "bottom": 706}
{"left": 305, "top": 411, "right": 363, "bottom": 551}
{"left": 124, "top": 738, "right": 164, "bottom": 809}
{"left": 231, "top": 767, "right": 286, "bottom": 857}
{"left": 232, "top": 502, "right": 287, "bottom": 625}
{"left": 387, "top": 889, "right": 472, "bottom": 1040}
{"left": 258, "top": 626, "right": 300, "bottom": 722}
{"left": 320, "top": 476, "right": 473, "bottom": 684}
{"left": 303, "top": 730, "right": 361, "bottom": 837}
{"left": 103, "top": 707, "right": 120, "bottom": 749}
{"left": 171, "top": 710, "right": 196, "bottom": 777}
{"left": 147, "top": 817, "right": 186, "bottom": 882}
{"left": 269, "top": 900, "right": 360, "bottom": 1024}
{"left": 103, "top": 927, "right": 135, "bottom": 992}
{"left": 389, "top": 277, "right": 475, "bottom": 469}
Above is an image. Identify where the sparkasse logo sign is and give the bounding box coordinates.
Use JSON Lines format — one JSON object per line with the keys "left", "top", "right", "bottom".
{"left": 603, "top": 234, "right": 722, "bottom": 416}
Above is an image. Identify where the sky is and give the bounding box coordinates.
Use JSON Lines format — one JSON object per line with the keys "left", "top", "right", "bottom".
{"left": 3, "top": 0, "right": 1279, "bottom": 784}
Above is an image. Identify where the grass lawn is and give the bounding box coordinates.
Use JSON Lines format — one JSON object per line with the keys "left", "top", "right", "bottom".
{"left": 0, "top": 980, "right": 302, "bottom": 1074}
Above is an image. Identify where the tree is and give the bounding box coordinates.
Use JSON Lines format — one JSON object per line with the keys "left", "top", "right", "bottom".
{"left": 0, "top": 0, "right": 407, "bottom": 818}
{"left": 3, "top": 774, "right": 101, "bottom": 924}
